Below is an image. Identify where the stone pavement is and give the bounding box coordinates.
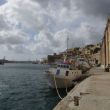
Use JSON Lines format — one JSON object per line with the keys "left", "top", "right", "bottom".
{"left": 53, "top": 68, "right": 110, "bottom": 110}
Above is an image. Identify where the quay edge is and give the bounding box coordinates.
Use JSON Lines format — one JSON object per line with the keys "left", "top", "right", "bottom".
{"left": 53, "top": 67, "right": 110, "bottom": 110}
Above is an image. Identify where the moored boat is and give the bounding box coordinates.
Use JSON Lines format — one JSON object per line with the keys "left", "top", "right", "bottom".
{"left": 46, "top": 62, "right": 82, "bottom": 88}
{"left": 46, "top": 57, "right": 91, "bottom": 88}
{"left": 46, "top": 36, "right": 90, "bottom": 88}
{"left": 0, "top": 57, "right": 5, "bottom": 65}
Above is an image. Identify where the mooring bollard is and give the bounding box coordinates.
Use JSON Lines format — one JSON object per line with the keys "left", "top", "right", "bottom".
{"left": 74, "top": 96, "right": 79, "bottom": 106}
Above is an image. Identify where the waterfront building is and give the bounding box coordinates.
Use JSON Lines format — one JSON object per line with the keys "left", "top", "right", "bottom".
{"left": 101, "top": 17, "right": 110, "bottom": 68}
{"left": 88, "top": 52, "right": 101, "bottom": 66}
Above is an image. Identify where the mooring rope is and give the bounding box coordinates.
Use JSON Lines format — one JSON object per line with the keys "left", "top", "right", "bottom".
{"left": 65, "top": 77, "right": 68, "bottom": 94}
{"left": 53, "top": 74, "right": 63, "bottom": 100}
{"left": 65, "top": 79, "right": 68, "bottom": 95}
{"left": 53, "top": 74, "right": 70, "bottom": 99}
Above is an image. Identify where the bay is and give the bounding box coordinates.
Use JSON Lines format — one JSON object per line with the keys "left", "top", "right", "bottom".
{"left": 0, "top": 63, "right": 64, "bottom": 110}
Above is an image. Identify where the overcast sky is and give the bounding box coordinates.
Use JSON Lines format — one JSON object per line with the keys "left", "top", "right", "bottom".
{"left": 0, "top": 0, "right": 109, "bottom": 60}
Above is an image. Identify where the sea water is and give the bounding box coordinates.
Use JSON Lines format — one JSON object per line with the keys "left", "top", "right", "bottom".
{"left": 0, "top": 63, "right": 65, "bottom": 110}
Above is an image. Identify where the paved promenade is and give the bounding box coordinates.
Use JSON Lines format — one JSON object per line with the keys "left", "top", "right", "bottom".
{"left": 53, "top": 68, "right": 110, "bottom": 110}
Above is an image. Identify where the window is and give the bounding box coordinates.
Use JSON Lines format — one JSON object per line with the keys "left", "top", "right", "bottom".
{"left": 65, "top": 71, "right": 69, "bottom": 76}
{"left": 58, "top": 65, "right": 60, "bottom": 67}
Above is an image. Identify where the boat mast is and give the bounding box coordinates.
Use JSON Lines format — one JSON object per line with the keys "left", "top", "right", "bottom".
{"left": 3, "top": 56, "right": 5, "bottom": 64}
{"left": 64, "top": 36, "right": 69, "bottom": 62}
{"left": 66, "top": 35, "right": 69, "bottom": 61}
{"left": 66, "top": 35, "right": 69, "bottom": 54}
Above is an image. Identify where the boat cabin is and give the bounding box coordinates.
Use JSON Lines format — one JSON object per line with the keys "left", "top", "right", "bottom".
{"left": 57, "top": 64, "right": 70, "bottom": 69}
{"left": 57, "top": 64, "right": 75, "bottom": 70}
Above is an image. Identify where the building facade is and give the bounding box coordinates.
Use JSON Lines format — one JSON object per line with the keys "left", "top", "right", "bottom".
{"left": 101, "top": 17, "right": 110, "bottom": 68}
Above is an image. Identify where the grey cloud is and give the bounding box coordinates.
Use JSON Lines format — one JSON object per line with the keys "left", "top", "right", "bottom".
{"left": 0, "top": 0, "right": 108, "bottom": 60}
{"left": 86, "top": 25, "right": 102, "bottom": 43}
{"left": 32, "top": 0, "right": 50, "bottom": 7}
{"left": 4, "top": 44, "right": 34, "bottom": 60}
{"left": 35, "top": 30, "right": 60, "bottom": 48}
{"left": 32, "top": 0, "right": 72, "bottom": 9}
{"left": 41, "top": 31, "right": 61, "bottom": 47}
{"left": 5, "top": 36, "right": 25, "bottom": 45}
{"left": 74, "top": 0, "right": 110, "bottom": 18}
{"left": 62, "top": 0, "right": 71, "bottom": 9}
{"left": 7, "top": 44, "right": 13, "bottom": 50}
{"left": 36, "top": 46, "right": 54, "bottom": 55}
{"left": 13, "top": 3, "right": 46, "bottom": 33}
{"left": 0, "top": 30, "right": 29, "bottom": 45}
{"left": 0, "top": 37, "right": 5, "bottom": 44}
{"left": 6, "top": 44, "right": 31, "bottom": 54}
{"left": 13, "top": 45, "right": 31, "bottom": 54}
{"left": 0, "top": 36, "right": 25, "bottom": 45}
{"left": 0, "top": 15, "right": 9, "bottom": 30}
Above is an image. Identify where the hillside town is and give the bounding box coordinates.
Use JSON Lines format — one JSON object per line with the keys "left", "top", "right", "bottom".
{"left": 47, "top": 43, "right": 101, "bottom": 67}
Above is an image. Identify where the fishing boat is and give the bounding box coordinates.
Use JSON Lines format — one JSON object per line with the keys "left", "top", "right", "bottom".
{"left": 46, "top": 57, "right": 91, "bottom": 88}
{"left": 46, "top": 36, "right": 90, "bottom": 88}
{"left": 46, "top": 62, "right": 82, "bottom": 88}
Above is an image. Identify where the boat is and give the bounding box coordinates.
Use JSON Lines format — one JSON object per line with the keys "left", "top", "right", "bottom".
{"left": 46, "top": 62, "right": 82, "bottom": 88}
{"left": 46, "top": 36, "right": 90, "bottom": 88}
{"left": 46, "top": 57, "right": 91, "bottom": 88}
{"left": 0, "top": 57, "right": 5, "bottom": 65}
{"left": 76, "top": 57, "right": 91, "bottom": 73}
{"left": 0, "top": 61, "right": 4, "bottom": 65}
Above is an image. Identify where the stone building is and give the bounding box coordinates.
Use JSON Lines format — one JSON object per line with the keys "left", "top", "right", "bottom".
{"left": 101, "top": 17, "right": 110, "bottom": 68}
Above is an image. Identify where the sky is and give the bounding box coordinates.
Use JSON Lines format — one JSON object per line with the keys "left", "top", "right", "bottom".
{"left": 0, "top": 0, "right": 109, "bottom": 60}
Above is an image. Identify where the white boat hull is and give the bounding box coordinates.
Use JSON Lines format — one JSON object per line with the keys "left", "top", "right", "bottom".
{"left": 47, "top": 69, "right": 82, "bottom": 88}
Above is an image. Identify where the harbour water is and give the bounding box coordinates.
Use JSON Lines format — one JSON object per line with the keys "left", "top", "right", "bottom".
{"left": 0, "top": 63, "right": 65, "bottom": 110}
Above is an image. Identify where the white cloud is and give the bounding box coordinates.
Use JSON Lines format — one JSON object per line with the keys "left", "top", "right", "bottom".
{"left": 0, "top": 0, "right": 107, "bottom": 60}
